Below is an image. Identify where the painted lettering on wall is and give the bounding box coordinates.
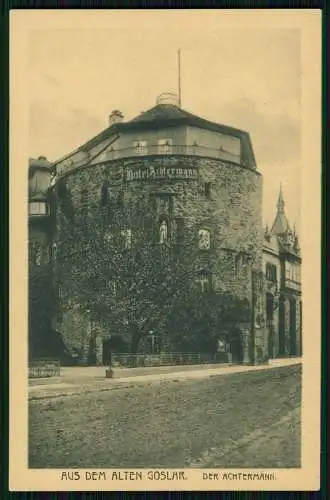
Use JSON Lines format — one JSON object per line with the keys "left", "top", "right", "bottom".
{"left": 125, "top": 165, "right": 198, "bottom": 182}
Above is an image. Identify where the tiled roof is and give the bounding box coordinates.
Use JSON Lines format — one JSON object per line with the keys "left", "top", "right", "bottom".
{"left": 131, "top": 104, "right": 188, "bottom": 122}
{"left": 130, "top": 104, "right": 248, "bottom": 138}
{"left": 270, "top": 186, "right": 291, "bottom": 236}
{"left": 53, "top": 103, "right": 257, "bottom": 170}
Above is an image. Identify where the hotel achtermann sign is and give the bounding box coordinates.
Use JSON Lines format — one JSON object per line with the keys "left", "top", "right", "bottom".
{"left": 125, "top": 164, "right": 198, "bottom": 182}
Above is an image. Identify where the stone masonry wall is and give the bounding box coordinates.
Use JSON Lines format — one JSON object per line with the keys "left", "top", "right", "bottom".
{"left": 54, "top": 154, "right": 265, "bottom": 363}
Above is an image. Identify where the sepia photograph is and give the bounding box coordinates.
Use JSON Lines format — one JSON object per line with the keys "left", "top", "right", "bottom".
{"left": 9, "top": 9, "right": 321, "bottom": 491}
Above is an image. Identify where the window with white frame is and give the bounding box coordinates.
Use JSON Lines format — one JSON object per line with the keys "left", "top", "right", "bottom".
{"left": 198, "top": 229, "right": 211, "bottom": 250}
{"left": 157, "top": 139, "right": 173, "bottom": 155}
{"left": 133, "top": 140, "right": 148, "bottom": 155}
{"left": 29, "top": 201, "right": 47, "bottom": 215}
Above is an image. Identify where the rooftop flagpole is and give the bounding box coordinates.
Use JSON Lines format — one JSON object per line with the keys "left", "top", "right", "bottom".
{"left": 178, "top": 49, "right": 182, "bottom": 108}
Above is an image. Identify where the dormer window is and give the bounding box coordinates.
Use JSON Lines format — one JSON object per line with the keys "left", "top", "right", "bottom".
{"left": 133, "top": 140, "right": 147, "bottom": 155}
{"left": 158, "top": 139, "right": 172, "bottom": 155}
{"left": 29, "top": 201, "right": 47, "bottom": 215}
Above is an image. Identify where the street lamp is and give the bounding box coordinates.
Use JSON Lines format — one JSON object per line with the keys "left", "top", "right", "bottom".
{"left": 149, "top": 330, "right": 154, "bottom": 353}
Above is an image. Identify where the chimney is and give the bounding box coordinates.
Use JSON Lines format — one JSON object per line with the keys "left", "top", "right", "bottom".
{"left": 108, "top": 110, "right": 124, "bottom": 126}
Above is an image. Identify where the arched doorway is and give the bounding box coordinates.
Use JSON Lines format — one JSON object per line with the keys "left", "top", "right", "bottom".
{"left": 289, "top": 298, "right": 297, "bottom": 355}
{"left": 229, "top": 328, "right": 244, "bottom": 364}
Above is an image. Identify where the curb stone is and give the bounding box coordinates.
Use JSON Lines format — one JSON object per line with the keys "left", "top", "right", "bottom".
{"left": 29, "top": 363, "right": 301, "bottom": 401}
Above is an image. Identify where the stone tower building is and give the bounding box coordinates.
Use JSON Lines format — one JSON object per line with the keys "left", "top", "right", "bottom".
{"left": 48, "top": 94, "right": 268, "bottom": 365}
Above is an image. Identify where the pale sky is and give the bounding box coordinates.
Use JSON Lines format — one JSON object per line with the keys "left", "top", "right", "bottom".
{"left": 27, "top": 12, "right": 301, "bottom": 232}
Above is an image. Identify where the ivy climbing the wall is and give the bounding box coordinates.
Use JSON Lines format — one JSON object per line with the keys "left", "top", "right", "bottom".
{"left": 57, "top": 177, "right": 75, "bottom": 223}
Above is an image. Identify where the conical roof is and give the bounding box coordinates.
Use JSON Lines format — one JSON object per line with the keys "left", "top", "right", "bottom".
{"left": 270, "top": 185, "right": 291, "bottom": 236}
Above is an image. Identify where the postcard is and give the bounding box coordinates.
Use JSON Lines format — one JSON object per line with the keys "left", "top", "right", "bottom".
{"left": 9, "top": 9, "right": 321, "bottom": 492}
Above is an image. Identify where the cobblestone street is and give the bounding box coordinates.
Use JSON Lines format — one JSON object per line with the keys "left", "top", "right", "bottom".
{"left": 29, "top": 362, "right": 301, "bottom": 468}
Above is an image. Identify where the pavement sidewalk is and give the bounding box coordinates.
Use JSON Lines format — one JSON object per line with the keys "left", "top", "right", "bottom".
{"left": 29, "top": 357, "right": 302, "bottom": 401}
